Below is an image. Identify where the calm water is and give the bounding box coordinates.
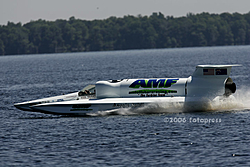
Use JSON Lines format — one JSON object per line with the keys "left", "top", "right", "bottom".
{"left": 1, "top": 46, "right": 250, "bottom": 166}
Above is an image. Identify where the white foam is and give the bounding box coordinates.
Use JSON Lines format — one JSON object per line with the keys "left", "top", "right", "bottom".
{"left": 87, "top": 102, "right": 185, "bottom": 116}
{"left": 87, "top": 88, "right": 250, "bottom": 116}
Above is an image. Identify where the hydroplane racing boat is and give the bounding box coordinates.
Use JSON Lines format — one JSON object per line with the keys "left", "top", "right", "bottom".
{"left": 14, "top": 65, "right": 239, "bottom": 115}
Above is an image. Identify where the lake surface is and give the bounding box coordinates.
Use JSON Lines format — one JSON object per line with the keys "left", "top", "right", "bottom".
{"left": 1, "top": 46, "right": 250, "bottom": 166}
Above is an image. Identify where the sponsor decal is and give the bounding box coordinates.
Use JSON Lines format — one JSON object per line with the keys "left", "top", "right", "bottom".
{"left": 113, "top": 103, "right": 144, "bottom": 108}
{"left": 70, "top": 108, "right": 93, "bottom": 111}
{"left": 70, "top": 104, "right": 93, "bottom": 111}
{"left": 66, "top": 95, "right": 77, "bottom": 99}
{"left": 57, "top": 99, "right": 64, "bottom": 102}
{"left": 129, "top": 79, "right": 179, "bottom": 95}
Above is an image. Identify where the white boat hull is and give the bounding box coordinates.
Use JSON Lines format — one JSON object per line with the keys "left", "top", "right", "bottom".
{"left": 31, "top": 97, "right": 185, "bottom": 115}
{"left": 14, "top": 92, "right": 79, "bottom": 111}
{"left": 30, "top": 97, "right": 185, "bottom": 115}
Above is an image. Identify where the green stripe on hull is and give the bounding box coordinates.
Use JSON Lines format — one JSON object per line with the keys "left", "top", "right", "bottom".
{"left": 129, "top": 89, "right": 177, "bottom": 94}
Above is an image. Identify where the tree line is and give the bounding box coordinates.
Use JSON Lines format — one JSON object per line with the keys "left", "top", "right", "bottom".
{"left": 0, "top": 12, "right": 250, "bottom": 55}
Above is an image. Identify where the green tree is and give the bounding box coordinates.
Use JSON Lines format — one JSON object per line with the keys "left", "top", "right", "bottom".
{"left": 1, "top": 11, "right": 250, "bottom": 55}
{"left": 70, "top": 19, "right": 88, "bottom": 51}
{"left": 2, "top": 22, "right": 29, "bottom": 55}
{"left": 88, "top": 26, "right": 103, "bottom": 51}
{"left": 0, "top": 39, "right": 4, "bottom": 55}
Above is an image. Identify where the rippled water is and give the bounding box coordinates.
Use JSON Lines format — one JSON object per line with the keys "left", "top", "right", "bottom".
{"left": 1, "top": 46, "right": 250, "bottom": 166}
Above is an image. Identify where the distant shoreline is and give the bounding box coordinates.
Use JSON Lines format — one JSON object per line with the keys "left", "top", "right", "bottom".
{"left": 1, "top": 12, "right": 250, "bottom": 56}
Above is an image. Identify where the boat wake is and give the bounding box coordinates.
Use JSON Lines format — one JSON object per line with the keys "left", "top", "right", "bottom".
{"left": 227, "top": 87, "right": 250, "bottom": 110}
{"left": 87, "top": 87, "right": 250, "bottom": 116}
{"left": 87, "top": 102, "right": 184, "bottom": 116}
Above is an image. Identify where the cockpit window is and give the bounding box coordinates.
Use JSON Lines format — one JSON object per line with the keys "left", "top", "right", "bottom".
{"left": 79, "top": 85, "right": 96, "bottom": 96}
{"left": 108, "top": 80, "right": 122, "bottom": 83}
{"left": 216, "top": 69, "right": 227, "bottom": 75}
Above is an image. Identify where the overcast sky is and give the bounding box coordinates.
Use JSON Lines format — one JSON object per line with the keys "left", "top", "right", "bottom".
{"left": 0, "top": 0, "right": 250, "bottom": 25}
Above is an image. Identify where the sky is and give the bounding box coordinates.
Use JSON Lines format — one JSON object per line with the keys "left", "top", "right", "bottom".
{"left": 0, "top": 0, "right": 250, "bottom": 25}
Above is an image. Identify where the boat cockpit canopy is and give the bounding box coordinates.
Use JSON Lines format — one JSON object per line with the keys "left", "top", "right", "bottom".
{"left": 78, "top": 85, "right": 95, "bottom": 96}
